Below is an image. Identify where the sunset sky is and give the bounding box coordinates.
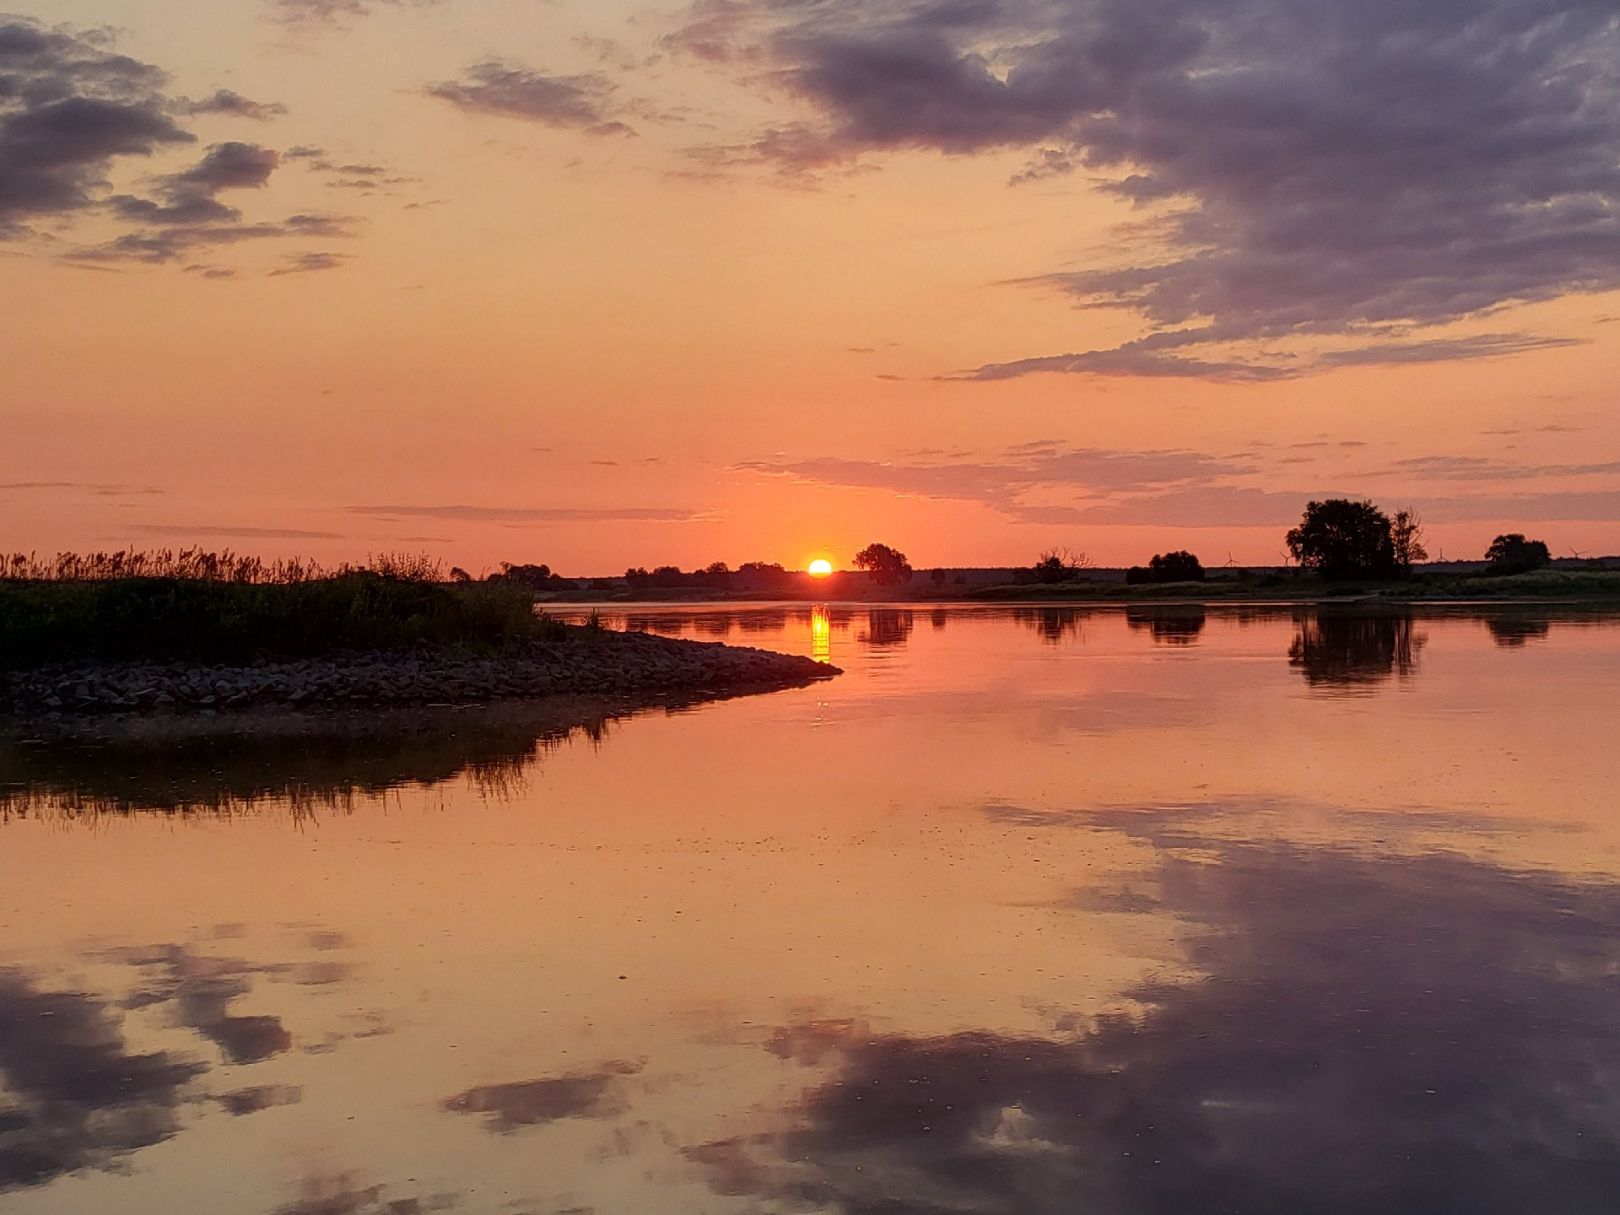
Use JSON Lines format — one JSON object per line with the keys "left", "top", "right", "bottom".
{"left": 4, "top": 0, "right": 1618, "bottom": 573}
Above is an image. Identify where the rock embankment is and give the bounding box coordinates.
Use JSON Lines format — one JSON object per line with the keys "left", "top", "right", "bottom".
{"left": 2, "top": 626, "right": 838, "bottom": 716}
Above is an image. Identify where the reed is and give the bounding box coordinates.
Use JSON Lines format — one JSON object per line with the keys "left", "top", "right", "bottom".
{"left": 0, "top": 550, "right": 563, "bottom": 669}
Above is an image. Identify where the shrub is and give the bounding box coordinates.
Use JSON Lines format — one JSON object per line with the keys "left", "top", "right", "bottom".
{"left": 1484, "top": 534, "right": 1552, "bottom": 576}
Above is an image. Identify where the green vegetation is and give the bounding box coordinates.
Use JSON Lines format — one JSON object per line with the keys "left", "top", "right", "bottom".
{"left": 853, "top": 542, "right": 914, "bottom": 586}
{"left": 1127, "top": 550, "right": 1206, "bottom": 585}
{"left": 0, "top": 549, "right": 557, "bottom": 670}
{"left": 1485, "top": 533, "right": 1553, "bottom": 575}
{"left": 1032, "top": 548, "right": 1090, "bottom": 583}
{"left": 1286, "top": 499, "right": 1401, "bottom": 579}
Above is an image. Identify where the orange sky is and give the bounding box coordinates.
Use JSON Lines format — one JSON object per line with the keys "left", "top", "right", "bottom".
{"left": 3, "top": 0, "right": 1618, "bottom": 574}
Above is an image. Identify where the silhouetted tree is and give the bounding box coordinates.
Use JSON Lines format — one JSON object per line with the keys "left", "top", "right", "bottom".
{"left": 1390, "top": 509, "right": 1428, "bottom": 571}
{"left": 1032, "top": 548, "right": 1088, "bottom": 583}
{"left": 735, "top": 562, "right": 793, "bottom": 591}
{"left": 488, "top": 562, "right": 559, "bottom": 590}
{"left": 448, "top": 566, "right": 472, "bottom": 583}
{"left": 1286, "top": 500, "right": 1396, "bottom": 580}
{"left": 930, "top": 568, "right": 947, "bottom": 585}
{"left": 1484, "top": 533, "right": 1552, "bottom": 575}
{"left": 1128, "top": 550, "right": 1205, "bottom": 584}
{"left": 853, "top": 543, "right": 913, "bottom": 586}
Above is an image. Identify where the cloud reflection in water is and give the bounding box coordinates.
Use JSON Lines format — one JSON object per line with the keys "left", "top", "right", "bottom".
{"left": 689, "top": 823, "right": 1620, "bottom": 1213}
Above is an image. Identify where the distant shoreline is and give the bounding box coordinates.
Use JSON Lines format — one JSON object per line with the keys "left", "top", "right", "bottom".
{"left": 538, "top": 567, "right": 1620, "bottom": 607}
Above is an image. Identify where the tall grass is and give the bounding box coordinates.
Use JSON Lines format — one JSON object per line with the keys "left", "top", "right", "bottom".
{"left": 0, "top": 550, "right": 559, "bottom": 669}
{"left": 2, "top": 548, "right": 442, "bottom": 584}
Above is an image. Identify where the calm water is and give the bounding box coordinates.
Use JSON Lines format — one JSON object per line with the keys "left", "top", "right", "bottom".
{"left": 3, "top": 604, "right": 1620, "bottom": 1214}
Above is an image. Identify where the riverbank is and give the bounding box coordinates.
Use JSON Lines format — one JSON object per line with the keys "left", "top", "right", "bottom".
{"left": 537, "top": 567, "right": 1620, "bottom": 605}
{"left": 1, "top": 624, "right": 838, "bottom": 717}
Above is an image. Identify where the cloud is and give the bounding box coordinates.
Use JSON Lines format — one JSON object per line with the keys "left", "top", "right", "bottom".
{"left": 108, "top": 141, "right": 280, "bottom": 225}
{"left": 0, "top": 19, "right": 192, "bottom": 234}
{"left": 1, "top": 18, "right": 357, "bottom": 270}
{"left": 270, "top": 0, "right": 434, "bottom": 26}
{"left": 268, "top": 250, "right": 347, "bottom": 275}
{"left": 131, "top": 524, "right": 345, "bottom": 539}
{"left": 174, "top": 90, "right": 287, "bottom": 121}
{"left": 675, "top": 0, "right": 1620, "bottom": 377}
{"left": 738, "top": 444, "right": 1263, "bottom": 521}
{"left": 740, "top": 441, "right": 1620, "bottom": 527}
{"left": 443, "top": 1061, "right": 641, "bottom": 1132}
{"left": 71, "top": 214, "right": 358, "bottom": 265}
{"left": 348, "top": 504, "right": 713, "bottom": 523}
{"left": 426, "top": 60, "right": 634, "bottom": 135}
{"left": 688, "top": 822, "right": 1620, "bottom": 1214}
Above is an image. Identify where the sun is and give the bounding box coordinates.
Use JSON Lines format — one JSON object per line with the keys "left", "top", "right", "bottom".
{"left": 807, "top": 558, "right": 834, "bottom": 578}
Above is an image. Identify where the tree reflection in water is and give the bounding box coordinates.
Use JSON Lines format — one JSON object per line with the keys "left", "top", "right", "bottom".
{"left": 1010, "top": 607, "right": 1088, "bottom": 645}
{"left": 1289, "top": 610, "right": 1425, "bottom": 688}
{"left": 860, "top": 610, "right": 915, "bottom": 648}
{"left": 1126, "top": 606, "right": 1208, "bottom": 645}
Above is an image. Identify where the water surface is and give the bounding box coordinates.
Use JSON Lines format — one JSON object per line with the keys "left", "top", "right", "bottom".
{"left": 3, "top": 604, "right": 1619, "bottom": 1214}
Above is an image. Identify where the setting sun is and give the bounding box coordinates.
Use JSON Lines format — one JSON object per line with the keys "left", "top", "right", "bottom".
{"left": 807, "top": 559, "right": 834, "bottom": 577}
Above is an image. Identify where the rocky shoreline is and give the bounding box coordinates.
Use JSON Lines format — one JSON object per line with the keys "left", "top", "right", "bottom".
{"left": 2, "top": 625, "right": 838, "bottom": 716}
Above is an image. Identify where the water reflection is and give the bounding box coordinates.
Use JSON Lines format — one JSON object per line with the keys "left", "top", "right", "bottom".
{"left": 444, "top": 1061, "right": 641, "bottom": 1132}
{"left": 1125, "top": 605, "right": 1208, "bottom": 645}
{"left": 1290, "top": 610, "right": 1425, "bottom": 689}
{"left": 0, "top": 970, "right": 205, "bottom": 1189}
{"left": 859, "top": 609, "right": 915, "bottom": 648}
{"left": 811, "top": 604, "right": 832, "bottom": 665}
{"left": 1011, "top": 606, "right": 1088, "bottom": 645}
{"left": 1486, "top": 614, "right": 1553, "bottom": 647}
{"left": 0, "top": 698, "right": 707, "bottom": 819}
{"left": 0, "top": 934, "right": 357, "bottom": 1192}
{"left": 692, "top": 817, "right": 1620, "bottom": 1214}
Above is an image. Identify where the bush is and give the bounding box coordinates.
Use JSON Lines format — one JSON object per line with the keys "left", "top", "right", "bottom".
{"left": 1127, "top": 551, "right": 1206, "bottom": 585}
{"left": 0, "top": 574, "right": 547, "bottom": 669}
{"left": 1484, "top": 534, "right": 1552, "bottom": 576}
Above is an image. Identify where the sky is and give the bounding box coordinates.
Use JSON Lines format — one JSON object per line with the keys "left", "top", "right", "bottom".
{"left": 2, "top": 0, "right": 1618, "bottom": 574}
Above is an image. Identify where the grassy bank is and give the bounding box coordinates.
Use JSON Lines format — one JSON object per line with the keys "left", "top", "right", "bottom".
{"left": 953, "top": 568, "right": 1620, "bottom": 603}
{"left": 0, "top": 573, "right": 556, "bottom": 669}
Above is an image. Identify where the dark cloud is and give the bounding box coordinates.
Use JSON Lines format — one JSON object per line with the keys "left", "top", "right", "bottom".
{"left": 0, "top": 19, "right": 191, "bottom": 233}
{"left": 443, "top": 1062, "right": 641, "bottom": 1132}
{"left": 1, "top": 19, "right": 354, "bottom": 270}
{"left": 0, "top": 969, "right": 205, "bottom": 1189}
{"left": 426, "top": 60, "right": 634, "bottom": 135}
{"left": 348, "top": 504, "right": 714, "bottom": 523}
{"left": 108, "top": 141, "right": 280, "bottom": 225}
{"left": 690, "top": 823, "right": 1620, "bottom": 1214}
{"left": 676, "top": 0, "right": 1620, "bottom": 377}
{"left": 175, "top": 90, "right": 287, "bottom": 121}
